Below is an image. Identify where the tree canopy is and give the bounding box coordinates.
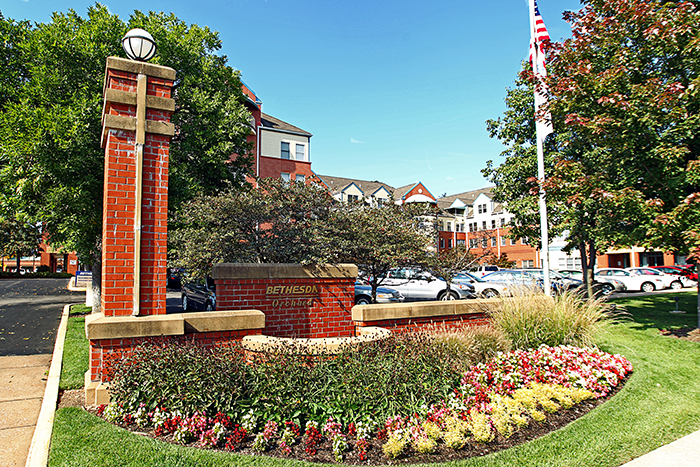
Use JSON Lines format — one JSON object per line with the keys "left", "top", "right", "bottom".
{"left": 0, "top": 4, "right": 253, "bottom": 262}
{"left": 484, "top": 0, "right": 700, "bottom": 291}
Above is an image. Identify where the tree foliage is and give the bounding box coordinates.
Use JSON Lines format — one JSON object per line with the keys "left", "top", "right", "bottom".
{"left": 485, "top": 0, "right": 700, "bottom": 293}
{"left": 0, "top": 4, "right": 253, "bottom": 261}
{"left": 330, "top": 201, "right": 435, "bottom": 301}
{"left": 170, "top": 179, "right": 337, "bottom": 276}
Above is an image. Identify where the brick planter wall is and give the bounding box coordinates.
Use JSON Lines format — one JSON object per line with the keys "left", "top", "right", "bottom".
{"left": 213, "top": 263, "right": 358, "bottom": 338}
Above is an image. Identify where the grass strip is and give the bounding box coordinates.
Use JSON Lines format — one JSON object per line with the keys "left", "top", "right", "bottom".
{"left": 59, "top": 310, "right": 89, "bottom": 391}
{"left": 49, "top": 292, "right": 700, "bottom": 467}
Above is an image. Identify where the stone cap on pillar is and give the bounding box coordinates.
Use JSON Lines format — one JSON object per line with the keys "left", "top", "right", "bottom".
{"left": 212, "top": 263, "right": 358, "bottom": 280}
{"left": 100, "top": 56, "right": 176, "bottom": 148}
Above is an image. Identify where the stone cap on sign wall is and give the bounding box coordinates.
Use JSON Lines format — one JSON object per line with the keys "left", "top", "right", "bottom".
{"left": 351, "top": 298, "right": 501, "bottom": 323}
{"left": 212, "top": 263, "right": 358, "bottom": 280}
{"left": 85, "top": 310, "right": 265, "bottom": 340}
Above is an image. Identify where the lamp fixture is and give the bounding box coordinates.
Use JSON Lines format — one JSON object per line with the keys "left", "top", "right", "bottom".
{"left": 122, "top": 28, "right": 156, "bottom": 62}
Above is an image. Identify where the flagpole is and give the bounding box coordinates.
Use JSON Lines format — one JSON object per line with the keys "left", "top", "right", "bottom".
{"left": 529, "top": 0, "right": 551, "bottom": 296}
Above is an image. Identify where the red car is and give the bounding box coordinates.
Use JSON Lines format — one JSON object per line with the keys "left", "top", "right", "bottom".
{"left": 650, "top": 265, "right": 697, "bottom": 281}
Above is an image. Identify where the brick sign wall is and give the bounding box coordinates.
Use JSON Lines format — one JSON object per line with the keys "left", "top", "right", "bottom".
{"left": 213, "top": 263, "right": 357, "bottom": 338}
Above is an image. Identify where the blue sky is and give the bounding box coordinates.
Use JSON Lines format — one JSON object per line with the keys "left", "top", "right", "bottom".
{"left": 2, "top": 0, "right": 582, "bottom": 196}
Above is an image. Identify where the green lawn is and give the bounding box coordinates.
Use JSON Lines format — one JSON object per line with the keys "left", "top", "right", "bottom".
{"left": 49, "top": 293, "right": 700, "bottom": 467}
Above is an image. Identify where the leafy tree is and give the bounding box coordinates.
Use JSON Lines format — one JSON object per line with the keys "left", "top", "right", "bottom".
{"left": 422, "top": 227, "right": 497, "bottom": 293}
{"left": 485, "top": 0, "right": 700, "bottom": 295}
{"left": 0, "top": 216, "right": 42, "bottom": 272}
{"left": 331, "top": 202, "right": 435, "bottom": 302}
{"left": 170, "top": 178, "right": 336, "bottom": 277}
{"left": 0, "top": 4, "right": 253, "bottom": 265}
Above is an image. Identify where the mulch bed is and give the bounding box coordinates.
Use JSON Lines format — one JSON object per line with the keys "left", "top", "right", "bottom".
{"left": 659, "top": 327, "right": 700, "bottom": 343}
{"left": 59, "top": 376, "right": 629, "bottom": 465}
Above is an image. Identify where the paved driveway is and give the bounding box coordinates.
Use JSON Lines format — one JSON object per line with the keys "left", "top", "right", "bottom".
{"left": 0, "top": 278, "right": 83, "bottom": 356}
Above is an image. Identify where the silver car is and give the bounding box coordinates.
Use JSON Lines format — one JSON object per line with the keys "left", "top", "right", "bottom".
{"left": 453, "top": 272, "right": 510, "bottom": 298}
{"left": 354, "top": 281, "right": 404, "bottom": 305}
{"left": 380, "top": 268, "right": 476, "bottom": 301}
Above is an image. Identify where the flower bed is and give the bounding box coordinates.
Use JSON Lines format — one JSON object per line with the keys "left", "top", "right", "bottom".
{"left": 96, "top": 345, "right": 632, "bottom": 464}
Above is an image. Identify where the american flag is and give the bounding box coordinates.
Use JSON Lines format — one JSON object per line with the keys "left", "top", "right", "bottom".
{"left": 529, "top": 0, "right": 550, "bottom": 69}
{"left": 529, "top": 0, "right": 553, "bottom": 139}
{"left": 533, "top": 0, "right": 550, "bottom": 45}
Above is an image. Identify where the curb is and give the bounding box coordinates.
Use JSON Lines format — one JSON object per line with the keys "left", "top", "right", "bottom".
{"left": 24, "top": 303, "right": 72, "bottom": 467}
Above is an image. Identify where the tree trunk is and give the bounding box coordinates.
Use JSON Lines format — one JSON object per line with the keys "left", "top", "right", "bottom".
{"left": 580, "top": 241, "right": 597, "bottom": 298}
{"left": 15, "top": 252, "right": 21, "bottom": 273}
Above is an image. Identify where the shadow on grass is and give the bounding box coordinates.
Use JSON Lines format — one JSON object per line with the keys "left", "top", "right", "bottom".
{"left": 611, "top": 291, "right": 699, "bottom": 332}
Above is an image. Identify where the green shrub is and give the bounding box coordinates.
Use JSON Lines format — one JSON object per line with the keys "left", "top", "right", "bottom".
{"left": 244, "top": 332, "right": 460, "bottom": 427}
{"left": 107, "top": 332, "right": 462, "bottom": 429}
{"left": 489, "top": 290, "right": 619, "bottom": 350}
{"left": 107, "top": 339, "right": 247, "bottom": 415}
{"left": 428, "top": 325, "right": 512, "bottom": 373}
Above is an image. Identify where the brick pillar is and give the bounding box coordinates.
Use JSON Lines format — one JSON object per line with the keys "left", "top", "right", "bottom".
{"left": 100, "top": 57, "right": 175, "bottom": 317}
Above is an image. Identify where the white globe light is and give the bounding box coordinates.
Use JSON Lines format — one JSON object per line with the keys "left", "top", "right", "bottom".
{"left": 122, "top": 28, "right": 156, "bottom": 61}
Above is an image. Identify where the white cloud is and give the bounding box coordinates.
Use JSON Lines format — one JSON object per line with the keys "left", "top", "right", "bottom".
{"left": 350, "top": 138, "right": 363, "bottom": 144}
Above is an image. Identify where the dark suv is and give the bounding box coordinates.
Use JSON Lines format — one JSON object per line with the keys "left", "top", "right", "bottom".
{"left": 181, "top": 276, "right": 216, "bottom": 311}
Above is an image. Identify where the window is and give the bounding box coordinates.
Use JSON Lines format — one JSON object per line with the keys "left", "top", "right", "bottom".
{"left": 457, "top": 239, "right": 465, "bottom": 246}
{"left": 501, "top": 237, "right": 506, "bottom": 246}
{"left": 500, "top": 218, "right": 506, "bottom": 227}
{"left": 281, "top": 142, "right": 290, "bottom": 159}
{"left": 295, "top": 174, "right": 305, "bottom": 184}
{"left": 482, "top": 239, "right": 488, "bottom": 248}
{"left": 295, "top": 144, "right": 305, "bottom": 161}
{"left": 440, "top": 238, "right": 445, "bottom": 249}
{"left": 281, "top": 172, "right": 290, "bottom": 182}
{"left": 477, "top": 203, "right": 488, "bottom": 214}
{"left": 482, "top": 221, "right": 487, "bottom": 230}
{"left": 522, "top": 260, "right": 534, "bottom": 268}
{"left": 447, "top": 223, "right": 452, "bottom": 232}
{"left": 347, "top": 194, "right": 359, "bottom": 202}
{"left": 522, "top": 237, "right": 529, "bottom": 245}
{"left": 510, "top": 238, "right": 516, "bottom": 246}
{"left": 491, "top": 220, "right": 496, "bottom": 229}
{"left": 470, "top": 238, "right": 477, "bottom": 248}
{"left": 448, "top": 239, "right": 453, "bottom": 248}
{"left": 491, "top": 237, "right": 497, "bottom": 247}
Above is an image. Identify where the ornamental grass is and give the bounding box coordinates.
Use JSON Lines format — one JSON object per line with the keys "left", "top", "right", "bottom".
{"left": 489, "top": 289, "right": 622, "bottom": 350}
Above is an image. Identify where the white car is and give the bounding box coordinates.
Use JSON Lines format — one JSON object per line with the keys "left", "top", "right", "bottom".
{"left": 596, "top": 268, "right": 665, "bottom": 292}
{"left": 453, "top": 272, "right": 510, "bottom": 298}
{"left": 380, "top": 269, "right": 476, "bottom": 301}
{"left": 625, "top": 267, "right": 684, "bottom": 290}
{"left": 557, "top": 269, "right": 627, "bottom": 295}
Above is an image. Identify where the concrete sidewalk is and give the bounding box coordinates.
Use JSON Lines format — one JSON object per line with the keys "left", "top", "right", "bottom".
{"left": 0, "top": 354, "right": 52, "bottom": 467}
{"left": 618, "top": 430, "right": 700, "bottom": 466}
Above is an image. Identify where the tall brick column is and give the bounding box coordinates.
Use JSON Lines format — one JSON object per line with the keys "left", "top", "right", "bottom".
{"left": 100, "top": 57, "right": 175, "bottom": 317}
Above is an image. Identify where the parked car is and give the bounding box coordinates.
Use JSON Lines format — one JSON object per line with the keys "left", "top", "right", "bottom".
{"left": 181, "top": 276, "right": 216, "bottom": 311}
{"left": 379, "top": 268, "right": 476, "bottom": 301}
{"left": 525, "top": 269, "right": 582, "bottom": 293}
{"left": 649, "top": 265, "right": 698, "bottom": 286}
{"left": 167, "top": 267, "right": 183, "bottom": 289}
{"left": 481, "top": 269, "right": 544, "bottom": 291}
{"left": 354, "top": 281, "right": 404, "bottom": 305}
{"left": 595, "top": 268, "right": 665, "bottom": 292}
{"left": 626, "top": 267, "right": 684, "bottom": 290}
{"left": 453, "top": 271, "right": 510, "bottom": 298}
{"left": 557, "top": 269, "right": 627, "bottom": 295}
{"left": 469, "top": 265, "right": 500, "bottom": 278}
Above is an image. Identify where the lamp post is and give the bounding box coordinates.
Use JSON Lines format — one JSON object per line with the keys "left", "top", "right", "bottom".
{"left": 121, "top": 28, "right": 157, "bottom": 62}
